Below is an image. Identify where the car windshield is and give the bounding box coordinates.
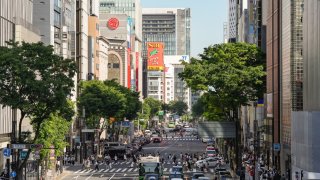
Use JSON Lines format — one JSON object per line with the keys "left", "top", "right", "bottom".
{"left": 172, "top": 167, "right": 182, "bottom": 172}
{"left": 169, "top": 174, "right": 183, "bottom": 178}
{"left": 193, "top": 174, "right": 205, "bottom": 178}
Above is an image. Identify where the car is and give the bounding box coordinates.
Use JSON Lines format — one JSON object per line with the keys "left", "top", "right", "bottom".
{"left": 168, "top": 122, "right": 175, "bottom": 128}
{"left": 169, "top": 172, "right": 184, "bottom": 180}
{"left": 195, "top": 160, "right": 205, "bottom": 168}
{"left": 150, "top": 134, "right": 162, "bottom": 143}
{"left": 171, "top": 166, "right": 183, "bottom": 174}
{"left": 203, "top": 157, "right": 219, "bottom": 167}
{"left": 214, "top": 168, "right": 227, "bottom": 176}
{"left": 192, "top": 172, "right": 205, "bottom": 180}
{"left": 201, "top": 136, "right": 213, "bottom": 143}
{"left": 144, "top": 173, "right": 160, "bottom": 180}
{"left": 198, "top": 177, "right": 210, "bottom": 180}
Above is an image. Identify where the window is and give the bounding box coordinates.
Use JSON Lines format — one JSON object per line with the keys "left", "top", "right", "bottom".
{"left": 113, "top": 63, "right": 120, "bottom": 68}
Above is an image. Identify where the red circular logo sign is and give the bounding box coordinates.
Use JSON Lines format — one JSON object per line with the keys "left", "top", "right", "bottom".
{"left": 107, "top": 18, "right": 119, "bottom": 30}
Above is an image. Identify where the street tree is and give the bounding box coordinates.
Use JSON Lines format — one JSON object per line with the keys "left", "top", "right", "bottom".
{"left": 143, "top": 97, "right": 162, "bottom": 118}
{"left": 0, "top": 41, "right": 76, "bottom": 178}
{"left": 78, "top": 80, "right": 126, "bottom": 136}
{"left": 191, "top": 97, "right": 205, "bottom": 119}
{"left": 179, "top": 43, "right": 265, "bottom": 121}
{"left": 169, "top": 100, "right": 188, "bottom": 116}
{"left": 35, "top": 112, "right": 71, "bottom": 169}
{"left": 104, "top": 80, "right": 141, "bottom": 120}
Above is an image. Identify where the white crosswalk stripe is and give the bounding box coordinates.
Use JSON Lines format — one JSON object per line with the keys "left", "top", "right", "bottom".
{"left": 74, "top": 170, "right": 81, "bottom": 173}
{"left": 98, "top": 169, "right": 104, "bottom": 173}
{"left": 121, "top": 168, "right": 127, "bottom": 172}
{"left": 109, "top": 168, "right": 116, "bottom": 172}
{"left": 115, "top": 168, "right": 122, "bottom": 172}
{"left": 127, "top": 168, "right": 133, "bottom": 172}
{"left": 103, "top": 169, "right": 110, "bottom": 173}
{"left": 133, "top": 168, "right": 138, "bottom": 172}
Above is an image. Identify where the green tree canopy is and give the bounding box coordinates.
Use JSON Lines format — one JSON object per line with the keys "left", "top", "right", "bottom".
{"left": 0, "top": 41, "right": 76, "bottom": 177}
{"left": 179, "top": 43, "right": 265, "bottom": 120}
{"left": 169, "top": 100, "right": 188, "bottom": 116}
{"left": 78, "top": 80, "right": 126, "bottom": 129}
{"left": 104, "top": 80, "right": 141, "bottom": 120}
{"left": 144, "top": 97, "right": 162, "bottom": 118}
{"left": 191, "top": 98, "right": 205, "bottom": 118}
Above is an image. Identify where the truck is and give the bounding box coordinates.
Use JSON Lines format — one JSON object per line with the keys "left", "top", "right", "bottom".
{"left": 138, "top": 155, "right": 163, "bottom": 180}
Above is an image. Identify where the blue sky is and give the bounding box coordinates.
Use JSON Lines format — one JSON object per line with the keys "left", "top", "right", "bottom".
{"left": 140, "top": 0, "right": 228, "bottom": 58}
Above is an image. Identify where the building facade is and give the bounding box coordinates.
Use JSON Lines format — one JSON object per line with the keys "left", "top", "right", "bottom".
{"left": 0, "top": 0, "right": 41, "bottom": 171}
{"left": 99, "top": 0, "right": 143, "bottom": 93}
{"left": 142, "top": 8, "right": 191, "bottom": 101}
{"left": 266, "top": 0, "right": 281, "bottom": 169}
{"left": 280, "top": 0, "right": 304, "bottom": 174}
{"left": 291, "top": 0, "right": 320, "bottom": 179}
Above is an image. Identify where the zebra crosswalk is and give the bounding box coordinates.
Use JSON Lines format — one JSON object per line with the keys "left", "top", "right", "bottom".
{"left": 73, "top": 167, "right": 215, "bottom": 174}
{"left": 162, "top": 137, "right": 200, "bottom": 141}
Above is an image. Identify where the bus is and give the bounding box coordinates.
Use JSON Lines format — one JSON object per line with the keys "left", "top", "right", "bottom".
{"left": 139, "top": 156, "right": 163, "bottom": 180}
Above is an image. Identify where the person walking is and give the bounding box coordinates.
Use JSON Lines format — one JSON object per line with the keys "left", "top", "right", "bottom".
{"left": 114, "top": 154, "right": 118, "bottom": 164}
{"left": 124, "top": 154, "right": 127, "bottom": 162}
{"left": 94, "top": 160, "right": 99, "bottom": 171}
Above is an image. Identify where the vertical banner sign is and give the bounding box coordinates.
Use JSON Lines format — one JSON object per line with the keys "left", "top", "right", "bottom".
{"left": 147, "top": 42, "right": 164, "bottom": 71}
{"left": 127, "top": 17, "right": 132, "bottom": 88}
{"left": 136, "top": 52, "right": 139, "bottom": 92}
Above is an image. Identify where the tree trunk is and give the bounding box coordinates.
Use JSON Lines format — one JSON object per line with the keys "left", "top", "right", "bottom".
{"left": 16, "top": 121, "right": 42, "bottom": 179}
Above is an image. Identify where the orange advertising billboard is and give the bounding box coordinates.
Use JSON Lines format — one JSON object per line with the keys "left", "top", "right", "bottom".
{"left": 147, "top": 42, "right": 164, "bottom": 71}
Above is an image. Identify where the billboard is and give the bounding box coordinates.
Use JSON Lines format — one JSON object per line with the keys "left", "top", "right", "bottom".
{"left": 266, "top": 93, "right": 273, "bottom": 118}
{"left": 147, "top": 42, "right": 164, "bottom": 71}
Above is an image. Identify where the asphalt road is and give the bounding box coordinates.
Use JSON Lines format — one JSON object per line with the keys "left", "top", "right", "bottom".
{"left": 60, "top": 133, "right": 215, "bottom": 180}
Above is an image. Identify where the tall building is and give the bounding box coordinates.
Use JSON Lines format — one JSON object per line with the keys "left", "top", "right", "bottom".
{"left": 0, "top": 0, "right": 40, "bottom": 171}
{"left": 280, "top": 0, "right": 304, "bottom": 174}
{"left": 228, "top": 0, "right": 240, "bottom": 42}
{"left": 142, "top": 8, "right": 191, "bottom": 103}
{"left": 291, "top": 1, "right": 320, "bottom": 179}
{"left": 99, "top": 0, "right": 143, "bottom": 93}
{"left": 266, "top": 0, "right": 281, "bottom": 169}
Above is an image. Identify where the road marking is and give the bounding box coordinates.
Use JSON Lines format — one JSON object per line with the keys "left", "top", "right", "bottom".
{"left": 86, "top": 169, "right": 93, "bottom": 173}
{"left": 85, "top": 174, "right": 93, "bottom": 180}
{"left": 120, "top": 162, "right": 125, "bottom": 165}
{"left": 104, "top": 169, "right": 110, "bottom": 172}
{"left": 109, "top": 168, "right": 116, "bottom": 172}
{"left": 121, "top": 168, "right": 127, "bottom": 172}
{"left": 72, "top": 175, "right": 79, "bottom": 179}
{"left": 133, "top": 168, "right": 138, "bottom": 172}
{"left": 98, "top": 169, "right": 104, "bottom": 172}
{"left": 91, "top": 170, "right": 97, "bottom": 173}
{"left": 100, "top": 174, "right": 104, "bottom": 178}
{"left": 109, "top": 173, "right": 115, "bottom": 180}
{"left": 169, "top": 168, "right": 172, "bottom": 172}
{"left": 115, "top": 168, "right": 122, "bottom": 172}
{"left": 164, "top": 168, "right": 167, "bottom": 172}
{"left": 74, "top": 170, "right": 81, "bottom": 173}
{"left": 125, "top": 162, "right": 130, "bottom": 164}
{"left": 127, "top": 168, "right": 133, "bottom": 172}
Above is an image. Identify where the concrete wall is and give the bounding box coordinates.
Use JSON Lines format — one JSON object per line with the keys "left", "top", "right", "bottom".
{"left": 292, "top": 111, "right": 320, "bottom": 179}
{"left": 303, "top": 0, "right": 320, "bottom": 111}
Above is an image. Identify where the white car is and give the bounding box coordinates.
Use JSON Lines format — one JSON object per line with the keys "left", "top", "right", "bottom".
{"left": 204, "top": 157, "right": 220, "bottom": 167}
{"left": 195, "top": 160, "right": 206, "bottom": 168}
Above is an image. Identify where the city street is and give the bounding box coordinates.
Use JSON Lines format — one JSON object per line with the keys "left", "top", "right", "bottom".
{"left": 60, "top": 134, "right": 217, "bottom": 179}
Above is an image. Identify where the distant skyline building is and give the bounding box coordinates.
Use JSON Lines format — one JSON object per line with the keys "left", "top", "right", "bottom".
{"left": 99, "top": 0, "right": 143, "bottom": 93}
{"left": 228, "top": 0, "right": 240, "bottom": 42}
{"left": 142, "top": 8, "right": 191, "bottom": 103}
